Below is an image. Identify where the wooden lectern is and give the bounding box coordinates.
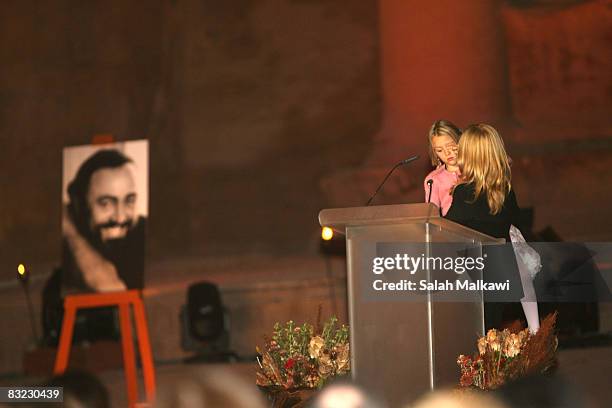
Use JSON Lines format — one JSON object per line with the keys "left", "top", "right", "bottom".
{"left": 319, "top": 203, "right": 501, "bottom": 406}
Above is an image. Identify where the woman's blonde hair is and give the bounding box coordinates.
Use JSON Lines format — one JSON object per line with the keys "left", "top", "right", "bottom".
{"left": 428, "top": 120, "right": 462, "bottom": 166}
{"left": 457, "top": 123, "right": 511, "bottom": 215}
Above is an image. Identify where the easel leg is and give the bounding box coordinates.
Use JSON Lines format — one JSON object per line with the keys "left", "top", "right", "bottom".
{"left": 120, "top": 303, "right": 138, "bottom": 408}
{"left": 53, "top": 305, "right": 77, "bottom": 374}
{"left": 133, "top": 298, "right": 156, "bottom": 402}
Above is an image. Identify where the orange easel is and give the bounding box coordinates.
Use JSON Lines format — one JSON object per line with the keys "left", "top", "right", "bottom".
{"left": 53, "top": 290, "right": 156, "bottom": 408}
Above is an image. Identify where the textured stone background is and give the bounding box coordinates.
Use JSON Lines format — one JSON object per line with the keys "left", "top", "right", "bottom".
{"left": 0, "top": 0, "right": 380, "bottom": 271}
{"left": 1, "top": 1, "right": 610, "bottom": 273}
{"left": 0, "top": 0, "right": 611, "bottom": 376}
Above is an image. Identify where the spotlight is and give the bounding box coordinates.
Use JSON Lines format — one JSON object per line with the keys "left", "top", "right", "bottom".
{"left": 318, "top": 226, "right": 345, "bottom": 317}
{"left": 17, "top": 263, "right": 28, "bottom": 283}
{"left": 16, "top": 263, "right": 39, "bottom": 343}
{"left": 319, "top": 227, "right": 345, "bottom": 257}
{"left": 187, "top": 282, "right": 224, "bottom": 342}
{"left": 180, "top": 281, "right": 236, "bottom": 362}
{"left": 321, "top": 226, "right": 334, "bottom": 241}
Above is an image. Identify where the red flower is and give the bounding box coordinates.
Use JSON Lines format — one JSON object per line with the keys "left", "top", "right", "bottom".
{"left": 460, "top": 371, "right": 475, "bottom": 387}
{"left": 285, "top": 358, "right": 295, "bottom": 370}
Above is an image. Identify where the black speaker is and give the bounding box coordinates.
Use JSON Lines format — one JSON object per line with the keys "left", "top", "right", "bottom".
{"left": 180, "top": 281, "right": 236, "bottom": 364}
{"left": 186, "top": 282, "right": 224, "bottom": 341}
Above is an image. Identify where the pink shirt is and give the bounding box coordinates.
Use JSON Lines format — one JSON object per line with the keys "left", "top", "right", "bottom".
{"left": 424, "top": 166, "right": 459, "bottom": 216}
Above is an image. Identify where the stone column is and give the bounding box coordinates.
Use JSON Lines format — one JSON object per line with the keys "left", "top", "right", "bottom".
{"left": 371, "top": 0, "right": 511, "bottom": 164}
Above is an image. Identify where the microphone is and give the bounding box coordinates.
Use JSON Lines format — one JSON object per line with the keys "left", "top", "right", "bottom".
{"left": 365, "top": 155, "right": 419, "bottom": 206}
{"left": 426, "top": 179, "right": 433, "bottom": 203}
{"left": 400, "top": 156, "right": 420, "bottom": 165}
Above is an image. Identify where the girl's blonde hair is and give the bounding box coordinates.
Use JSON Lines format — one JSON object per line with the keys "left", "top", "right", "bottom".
{"left": 457, "top": 123, "right": 511, "bottom": 215}
{"left": 428, "top": 120, "right": 462, "bottom": 166}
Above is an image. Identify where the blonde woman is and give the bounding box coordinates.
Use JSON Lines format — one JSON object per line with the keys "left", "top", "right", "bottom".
{"left": 446, "top": 124, "right": 539, "bottom": 333}
{"left": 423, "top": 120, "right": 461, "bottom": 216}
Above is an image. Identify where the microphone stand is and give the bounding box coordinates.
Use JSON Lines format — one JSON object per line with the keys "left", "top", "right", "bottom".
{"left": 365, "top": 155, "right": 419, "bottom": 206}
{"left": 18, "top": 269, "right": 40, "bottom": 345}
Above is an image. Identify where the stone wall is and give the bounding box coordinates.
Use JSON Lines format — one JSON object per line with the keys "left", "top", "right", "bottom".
{"left": 0, "top": 0, "right": 381, "bottom": 281}
{"left": 1, "top": 0, "right": 611, "bottom": 376}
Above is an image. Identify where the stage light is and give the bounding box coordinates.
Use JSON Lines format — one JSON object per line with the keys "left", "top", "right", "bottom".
{"left": 17, "top": 263, "right": 29, "bottom": 283}
{"left": 16, "top": 262, "right": 39, "bottom": 343}
{"left": 321, "top": 226, "right": 334, "bottom": 241}
{"left": 180, "top": 281, "right": 236, "bottom": 362}
{"left": 187, "top": 282, "right": 224, "bottom": 342}
{"left": 320, "top": 227, "right": 345, "bottom": 257}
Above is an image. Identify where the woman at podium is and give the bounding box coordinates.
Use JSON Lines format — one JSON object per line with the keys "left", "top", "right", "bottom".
{"left": 445, "top": 123, "right": 539, "bottom": 333}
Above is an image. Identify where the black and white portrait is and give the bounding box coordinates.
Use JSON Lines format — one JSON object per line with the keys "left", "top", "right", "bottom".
{"left": 61, "top": 140, "right": 148, "bottom": 293}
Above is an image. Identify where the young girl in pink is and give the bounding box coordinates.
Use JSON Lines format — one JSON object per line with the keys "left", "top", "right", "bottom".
{"left": 423, "top": 120, "right": 461, "bottom": 215}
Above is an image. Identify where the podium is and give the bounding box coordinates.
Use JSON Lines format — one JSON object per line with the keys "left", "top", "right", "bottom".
{"left": 319, "top": 203, "right": 502, "bottom": 406}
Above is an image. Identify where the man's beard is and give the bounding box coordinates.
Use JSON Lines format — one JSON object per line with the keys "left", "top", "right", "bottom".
{"left": 92, "top": 219, "right": 136, "bottom": 248}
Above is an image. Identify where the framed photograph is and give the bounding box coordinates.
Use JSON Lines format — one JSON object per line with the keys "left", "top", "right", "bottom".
{"left": 61, "top": 140, "right": 148, "bottom": 293}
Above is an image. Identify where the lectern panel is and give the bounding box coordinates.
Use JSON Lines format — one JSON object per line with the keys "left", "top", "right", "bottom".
{"left": 346, "top": 222, "right": 486, "bottom": 406}
{"left": 319, "top": 204, "right": 497, "bottom": 407}
{"left": 346, "top": 229, "right": 429, "bottom": 404}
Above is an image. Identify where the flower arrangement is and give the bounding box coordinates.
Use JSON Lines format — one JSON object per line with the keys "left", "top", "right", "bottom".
{"left": 457, "top": 312, "right": 558, "bottom": 390}
{"left": 256, "top": 316, "right": 350, "bottom": 391}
